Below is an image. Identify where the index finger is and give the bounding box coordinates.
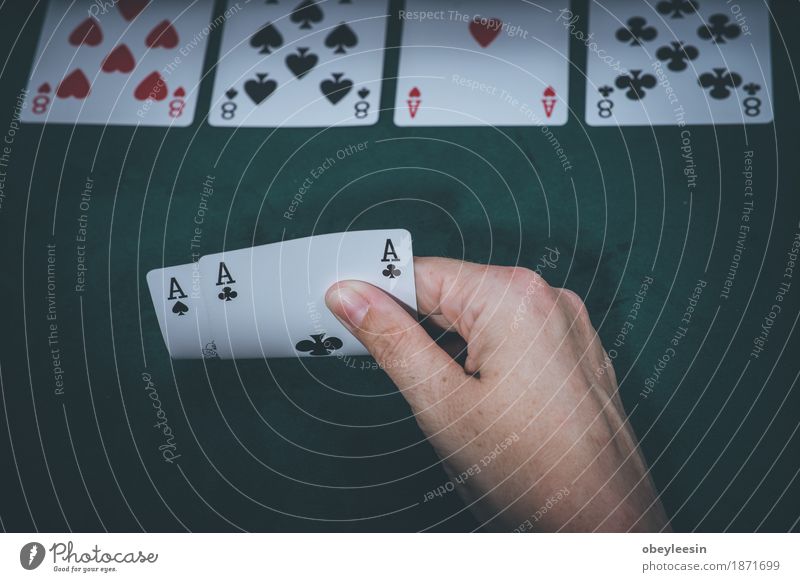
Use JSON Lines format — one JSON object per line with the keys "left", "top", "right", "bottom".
{"left": 413, "top": 256, "right": 498, "bottom": 341}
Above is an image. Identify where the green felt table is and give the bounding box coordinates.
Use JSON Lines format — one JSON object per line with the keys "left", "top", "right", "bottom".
{"left": 0, "top": 0, "right": 798, "bottom": 532}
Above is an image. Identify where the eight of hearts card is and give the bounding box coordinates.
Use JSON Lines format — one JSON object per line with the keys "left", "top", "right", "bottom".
{"left": 209, "top": 0, "right": 389, "bottom": 127}
{"left": 394, "top": 0, "right": 571, "bottom": 127}
{"left": 21, "top": 0, "right": 214, "bottom": 126}
{"left": 584, "top": 0, "right": 773, "bottom": 126}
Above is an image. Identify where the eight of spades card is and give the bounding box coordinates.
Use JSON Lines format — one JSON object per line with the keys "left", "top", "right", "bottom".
{"left": 585, "top": 0, "right": 773, "bottom": 126}
{"left": 209, "top": 0, "right": 389, "bottom": 127}
{"left": 22, "top": 0, "right": 214, "bottom": 126}
{"left": 197, "top": 230, "right": 417, "bottom": 360}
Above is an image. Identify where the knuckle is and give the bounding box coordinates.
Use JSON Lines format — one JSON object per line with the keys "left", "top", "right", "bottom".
{"left": 559, "top": 288, "right": 589, "bottom": 318}
{"left": 505, "top": 266, "right": 551, "bottom": 297}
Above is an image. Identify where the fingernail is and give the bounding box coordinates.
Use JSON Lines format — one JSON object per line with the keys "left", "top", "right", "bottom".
{"left": 326, "top": 283, "right": 369, "bottom": 329}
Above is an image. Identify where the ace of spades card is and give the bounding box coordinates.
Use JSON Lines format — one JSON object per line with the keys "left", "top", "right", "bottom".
{"left": 22, "top": 0, "right": 214, "bottom": 126}
{"left": 394, "top": 0, "right": 570, "bottom": 127}
{"left": 209, "top": 0, "right": 389, "bottom": 127}
{"left": 585, "top": 0, "right": 773, "bottom": 126}
{"left": 146, "top": 262, "right": 220, "bottom": 360}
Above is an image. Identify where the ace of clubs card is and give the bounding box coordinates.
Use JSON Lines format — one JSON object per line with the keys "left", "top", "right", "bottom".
{"left": 198, "top": 230, "right": 417, "bottom": 360}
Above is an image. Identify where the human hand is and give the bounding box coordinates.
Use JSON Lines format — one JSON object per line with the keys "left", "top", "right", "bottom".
{"left": 325, "top": 257, "right": 670, "bottom": 532}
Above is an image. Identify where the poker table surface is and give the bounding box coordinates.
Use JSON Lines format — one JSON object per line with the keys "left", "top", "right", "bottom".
{"left": 1, "top": 0, "right": 798, "bottom": 532}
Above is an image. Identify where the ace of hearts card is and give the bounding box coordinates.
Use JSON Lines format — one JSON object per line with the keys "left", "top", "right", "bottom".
{"left": 394, "top": 0, "right": 571, "bottom": 127}
{"left": 209, "top": 0, "right": 389, "bottom": 127}
{"left": 585, "top": 0, "right": 773, "bottom": 126}
{"left": 22, "top": 0, "right": 214, "bottom": 126}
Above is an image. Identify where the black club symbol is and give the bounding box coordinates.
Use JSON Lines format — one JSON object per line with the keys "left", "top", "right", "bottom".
{"left": 698, "top": 14, "right": 741, "bottom": 44}
{"left": 615, "top": 70, "right": 657, "bottom": 101}
{"left": 656, "top": 41, "right": 699, "bottom": 72}
{"left": 382, "top": 264, "right": 401, "bottom": 279}
{"left": 656, "top": 0, "right": 698, "bottom": 18}
{"left": 698, "top": 68, "right": 743, "bottom": 99}
{"left": 598, "top": 85, "right": 614, "bottom": 97}
{"left": 616, "top": 17, "right": 657, "bottom": 46}
{"left": 217, "top": 286, "right": 238, "bottom": 301}
{"left": 295, "top": 333, "right": 343, "bottom": 356}
{"left": 743, "top": 82, "right": 761, "bottom": 96}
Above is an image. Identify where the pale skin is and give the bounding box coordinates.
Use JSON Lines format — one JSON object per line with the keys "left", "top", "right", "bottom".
{"left": 325, "top": 257, "right": 670, "bottom": 532}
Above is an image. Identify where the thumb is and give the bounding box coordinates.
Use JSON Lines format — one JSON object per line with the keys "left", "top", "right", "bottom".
{"left": 325, "top": 280, "right": 466, "bottom": 404}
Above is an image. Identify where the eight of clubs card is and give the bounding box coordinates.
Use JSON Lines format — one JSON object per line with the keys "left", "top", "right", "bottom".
{"left": 394, "top": 0, "right": 570, "bottom": 126}
{"left": 147, "top": 263, "right": 219, "bottom": 360}
{"left": 198, "top": 230, "right": 417, "bottom": 360}
{"left": 22, "top": 0, "right": 214, "bottom": 126}
{"left": 210, "top": 0, "right": 389, "bottom": 127}
{"left": 585, "top": 0, "right": 773, "bottom": 125}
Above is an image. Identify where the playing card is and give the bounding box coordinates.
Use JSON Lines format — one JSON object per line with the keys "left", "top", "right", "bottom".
{"left": 585, "top": 0, "right": 773, "bottom": 126}
{"left": 198, "top": 230, "right": 417, "bottom": 359}
{"left": 393, "top": 0, "right": 570, "bottom": 127}
{"left": 22, "top": 0, "right": 214, "bottom": 126}
{"left": 209, "top": 0, "right": 388, "bottom": 127}
{"left": 146, "top": 262, "right": 219, "bottom": 360}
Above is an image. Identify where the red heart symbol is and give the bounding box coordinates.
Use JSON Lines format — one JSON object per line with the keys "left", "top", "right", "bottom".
{"left": 68, "top": 17, "right": 103, "bottom": 47}
{"left": 469, "top": 17, "right": 502, "bottom": 48}
{"left": 101, "top": 44, "right": 135, "bottom": 73}
{"left": 117, "top": 0, "right": 149, "bottom": 22}
{"left": 57, "top": 69, "right": 91, "bottom": 99}
{"left": 146, "top": 20, "right": 179, "bottom": 49}
{"left": 38, "top": 83, "right": 51, "bottom": 94}
{"left": 134, "top": 71, "right": 167, "bottom": 101}
{"left": 173, "top": 86, "right": 186, "bottom": 97}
